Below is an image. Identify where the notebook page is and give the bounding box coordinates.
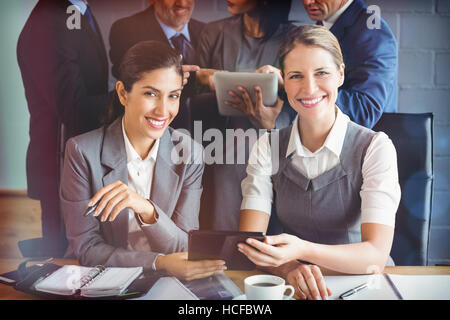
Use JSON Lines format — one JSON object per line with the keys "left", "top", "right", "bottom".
{"left": 387, "top": 274, "right": 450, "bottom": 300}
{"left": 82, "top": 266, "right": 142, "bottom": 295}
{"left": 34, "top": 265, "right": 94, "bottom": 295}
{"left": 325, "top": 274, "right": 399, "bottom": 300}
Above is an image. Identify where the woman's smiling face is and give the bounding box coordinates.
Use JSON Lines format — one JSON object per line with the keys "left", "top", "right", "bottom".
{"left": 117, "top": 66, "right": 183, "bottom": 144}
{"left": 283, "top": 43, "right": 344, "bottom": 122}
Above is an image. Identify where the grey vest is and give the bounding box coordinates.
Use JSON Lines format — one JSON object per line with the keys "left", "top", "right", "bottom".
{"left": 270, "top": 121, "right": 375, "bottom": 245}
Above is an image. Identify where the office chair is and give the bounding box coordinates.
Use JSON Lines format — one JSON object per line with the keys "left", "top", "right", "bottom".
{"left": 373, "top": 113, "right": 434, "bottom": 266}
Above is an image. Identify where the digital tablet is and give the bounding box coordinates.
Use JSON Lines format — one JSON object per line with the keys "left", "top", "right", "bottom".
{"left": 213, "top": 72, "right": 278, "bottom": 117}
{"left": 188, "top": 230, "right": 266, "bottom": 270}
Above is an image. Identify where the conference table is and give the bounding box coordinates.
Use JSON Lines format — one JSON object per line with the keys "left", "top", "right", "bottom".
{"left": 1, "top": 258, "right": 449, "bottom": 300}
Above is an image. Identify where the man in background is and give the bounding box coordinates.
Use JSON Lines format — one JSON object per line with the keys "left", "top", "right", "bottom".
{"left": 302, "top": 0, "right": 398, "bottom": 128}
{"left": 109, "top": 0, "right": 205, "bottom": 131}
{"left": 110, "top": 0, "right": 204, "bottom": 77}
{"left": 17, "top": 0, "right": 110, "bottom": 256}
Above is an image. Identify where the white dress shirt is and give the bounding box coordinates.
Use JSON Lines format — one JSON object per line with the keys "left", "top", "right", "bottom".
{"left": 322, "top": 0, "right": 354, "bottom": 29}
{"left": 241, "top": 107, "right": 401, "bottom": 228}
{"left": 122, "top": 118, "right": 163, "bottom": 268}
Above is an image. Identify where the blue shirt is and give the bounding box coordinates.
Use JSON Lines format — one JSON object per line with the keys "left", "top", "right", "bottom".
{"left": 154, "top": 11, "right": 191, "bottom": 48}
{"left": 68, "top": 0, "right": 87, "bottom": 15}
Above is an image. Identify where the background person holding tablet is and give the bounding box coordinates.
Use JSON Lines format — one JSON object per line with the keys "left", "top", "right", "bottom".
{"left": 60, "top": 41, "right": 226, "bottom": 281}
{"left": 192, "top": 0, "right": 296, "bottom": 232}
{"left": 238, "top": 25, "right": 400, "bottom": 300}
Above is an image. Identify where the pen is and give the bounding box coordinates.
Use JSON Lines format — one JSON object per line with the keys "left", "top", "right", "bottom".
{"left": 118, "top": 291, "right": 140, "bottom": 297}
{"left": 339, "top": 283, "right": 368, "bottom": 299}
{"left": 83, "top": 202, "right": 99, "bottom": 217}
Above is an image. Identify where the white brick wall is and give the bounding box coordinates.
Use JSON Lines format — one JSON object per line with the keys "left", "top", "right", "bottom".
{"left": 369, "top": 0, "right": 450, "bottom": 265}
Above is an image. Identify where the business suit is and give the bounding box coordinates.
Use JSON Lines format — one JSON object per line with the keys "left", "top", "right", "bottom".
{"left": 60, "top": 117, "right": 204, "bottom": 271}
{"left": 196, "top": 15, "right": 292, "bottom": 71}
{"left": 17, "top": 0, "right": 109, "bottom": 254}
{"left": 332, "top": 0, "right": 398, "bottom": 128}
{"left": 109, "top": 5, "right": 205, "bottom": 80}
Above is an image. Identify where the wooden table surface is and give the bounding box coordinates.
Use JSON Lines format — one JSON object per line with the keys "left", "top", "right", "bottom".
{"left": 1, "top": 258, "right": 449, "bottom": 300}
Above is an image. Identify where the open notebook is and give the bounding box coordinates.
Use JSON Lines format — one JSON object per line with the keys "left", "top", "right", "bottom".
{"left": 34, "top": 265, "right": 143, "bottom": 298}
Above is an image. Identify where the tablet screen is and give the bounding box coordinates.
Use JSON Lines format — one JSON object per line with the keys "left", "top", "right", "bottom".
{"left": 213, "top": 72, "right": 278, "bottom": 117}
{"left": 188, "top": 230, "right": 265, "bottom": 270}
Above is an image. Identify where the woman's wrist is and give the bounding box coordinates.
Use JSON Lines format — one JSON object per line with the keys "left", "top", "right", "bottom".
{"left": 277, "top": 260, "right": 301, "bottom": 278}
{"left": 155, "top": 254, "right": 166, "bottom": 271}
{"left": 298, "top": 238, "right": 315, "bottom": 262}
{"left": 138, "top": 199, "right": 156, "bottom": 224}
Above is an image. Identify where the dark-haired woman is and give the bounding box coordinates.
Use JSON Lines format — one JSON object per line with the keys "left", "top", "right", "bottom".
{"left": 197, "top": 0, "right": 292, "bottom": 73}
{"left": 60, "top": 41, "right": 226, "bottom": 280}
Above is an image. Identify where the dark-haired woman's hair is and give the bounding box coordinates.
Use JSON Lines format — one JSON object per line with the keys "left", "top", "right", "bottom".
{"left": 254, "top": 0, "right": 292, "bottom": 41}
{"left": 102, "top": 40, "right": 183, "bottom": 125}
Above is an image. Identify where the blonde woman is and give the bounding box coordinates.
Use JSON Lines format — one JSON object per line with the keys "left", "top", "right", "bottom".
{"left": 238, "top": 25, "right": 400, "bottom": 300}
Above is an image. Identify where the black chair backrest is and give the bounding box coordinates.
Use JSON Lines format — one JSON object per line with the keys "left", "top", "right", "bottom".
{"left": 373, "top": 113, "right": 433, "bottom": 265}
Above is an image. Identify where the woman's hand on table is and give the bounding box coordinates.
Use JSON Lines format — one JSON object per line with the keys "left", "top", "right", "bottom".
{"left": 225, "top": 85, "right": 283, "bottom": 130}
{"left": 155, "top": 252, "right": 227, "bottom": 281}
{"left": 283, "top": 261, "right": 332, "bottom": 300}
{"left": 88, "top": 180, "right": 156, "bottom": 224}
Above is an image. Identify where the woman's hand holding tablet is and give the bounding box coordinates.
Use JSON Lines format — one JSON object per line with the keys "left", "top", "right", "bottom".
{"left": 226, "top": 85, "right": 284, "bottom": 130}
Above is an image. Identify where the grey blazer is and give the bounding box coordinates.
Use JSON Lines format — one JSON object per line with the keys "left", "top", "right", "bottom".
{"left": 196, "top": 15, "right": 293, "bottom": 71}
{"left": 60, "top": 117, "right": 204, "bottom": 271}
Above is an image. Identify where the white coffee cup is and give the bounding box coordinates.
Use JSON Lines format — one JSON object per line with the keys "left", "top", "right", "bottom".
{"left": 244, "top": 274, "right": 295, "bottom": 300}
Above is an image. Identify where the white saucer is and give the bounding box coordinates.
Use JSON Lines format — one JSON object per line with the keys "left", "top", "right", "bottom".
{"left": 233, "top": 294, "right": 295, "bottom": 300}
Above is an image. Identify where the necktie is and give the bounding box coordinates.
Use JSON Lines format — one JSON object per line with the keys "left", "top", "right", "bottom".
{"left": 170, "top": 34, "right": 196, "bottom": 65}
{"left": 84, "top": 4, "right": 99, "bottom": 36}
{"left": 316, "top": 20, "right": 324, "bottom": 26}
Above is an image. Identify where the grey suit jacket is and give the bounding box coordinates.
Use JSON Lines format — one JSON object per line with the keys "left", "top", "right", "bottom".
{"left": 60, "top": 117, "right": 204, "bottom": 271}
{"left": 196, "top": 15, "right": 292, "bottom": 71}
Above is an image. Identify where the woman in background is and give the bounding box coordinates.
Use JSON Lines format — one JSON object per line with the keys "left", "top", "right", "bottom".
{"left": 197, "top": 0, "right": 292, "bottom": 72}
{"left": 193, "top": 0, "right": 296, "bottom": 231}
{"left": 61, "top": 41, "right": 226, "bottom": 280}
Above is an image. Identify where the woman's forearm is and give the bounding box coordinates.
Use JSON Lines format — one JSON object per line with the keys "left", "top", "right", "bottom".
{"left": 301, "top": 224, "right": 394, "bottom": 274}
{"left": 302, "top": 240, "right": 388, "bottom": 274}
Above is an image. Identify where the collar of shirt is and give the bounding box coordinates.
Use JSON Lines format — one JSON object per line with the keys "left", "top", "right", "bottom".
{"left": 68, "top": 0, "right": 88, "bottom": 15}
{"left": 286, "top": 106, "right": 350, "bottom": 159}
{"left": 154, "top": 11, "right": 191, "bottom": 45}
{"left": 121, "top": 117, "right": 159, "bottom": 164}
{"left": 322, "top": 0, "right": 354, "bottom": 29}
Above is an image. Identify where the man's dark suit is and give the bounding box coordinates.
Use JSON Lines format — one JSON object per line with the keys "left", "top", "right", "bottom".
{"left": 109, "top": 5, "right": 205, "bottom": 80}
{"left": 17, "top": 0, "right": 109, "bottom": 255}
{"left": 109, "top": 5, "right": 204, "bottom": 132}
{"left": 331, "top": 0, "right": 398, "bottom": 128}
